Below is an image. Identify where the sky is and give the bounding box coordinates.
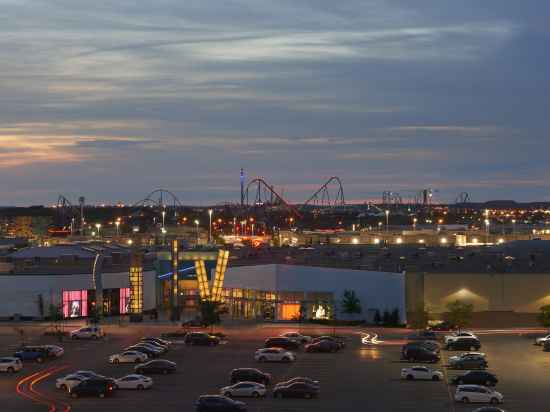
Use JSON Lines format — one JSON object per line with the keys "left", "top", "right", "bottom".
{"left": 1, "top": 0, "right": 549, "bottom": 206}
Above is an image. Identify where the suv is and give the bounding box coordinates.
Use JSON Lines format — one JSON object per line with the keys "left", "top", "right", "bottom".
{"left": 454, "top": 385, "right": 503, "bottom": 404}
{"left": 401, "top": 346, "right": 440, "bottom": 363}
{"left": 70, "top": 326, "right": 104, "bottom": 340}
{"left": 185, "top": 332, "right": 220, "bottom": 346}
{"left": 195, "top": 395, "right": 247, "bottom": 412}
{"left": 446, "top": 337, "right": 481, "bottom": 351}
{"left": 230, "top": 368, "right": 271, "bottom": 385}
{"left": 449, "top": 353, "right": 488, "bottom": 370}
{"left": 402, "top": 341, "right": 441, "bottom": 354}
{"left": 69, "top": 378, "right": 115, "bottom": 398}
{"left": 452, "top": 371, "right": 498, "bottom": 386}
{"left": 14, "top": 346, "right": 49, "bottom": 363}
{"left": 264, "top": 337, "right": 299, "bottom": 351}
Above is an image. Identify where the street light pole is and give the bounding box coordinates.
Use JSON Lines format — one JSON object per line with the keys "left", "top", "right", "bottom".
{"left": 208, "top": 209, "right": 213, "bottom": 244}
{"left": 385, "top": 210, "right": 389, "bottom": 233}
{"left": 161, "top": 210, "right": 166, "bottom": 229}
{"left": 95, "top": 223, "right": 101, "bottom": 239}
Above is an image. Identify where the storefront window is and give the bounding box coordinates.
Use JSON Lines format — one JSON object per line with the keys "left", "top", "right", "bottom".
{"left": 62, "top": 290, "right": 88, "bottom": 318}
{"left": 119, "top": 288, "right": 130, "bottom": 314}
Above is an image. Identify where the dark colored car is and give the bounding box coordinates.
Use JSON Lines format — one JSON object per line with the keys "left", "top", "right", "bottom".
{"left": 449, "top": 353, "right": 488, "bottom": 370}
{"left": 185, "top": 332, "right": 220, "bottom": 346}
{"left": 407, "top": 330, "right": 438, "bottom": 341}
{"left": 402, "top": 341, "right": 441, "bottom": 354}
{"left": 471, "top": 408, "right": 506, "bottom": 412}
{"left": 452, "top": 371, "right": 498, "bottom": 386}
{"left": 139, "top": 339, "right": 169, "bottom": 351}
{"left": 135, "top": 360, "right": 176, "bottom": 375}
{"left": 195, "top": 395, "right": 246, "bottom": 412}
{"left": 142, "top": 337, "right": 171, "bottom": 347}
{"left": 183, "top": 318, "right": 208, "bottom": 328}
{"left": 14, "top": 346, "right": 49, "bottom": 363}
{"left": 305, "top": 340, "right": 338, "bottom": 353}
{"left": 273, "top": 382, "right": 319, "bottom": 399}
{"left": 230, "top": 368, "right": 271, "bottom": 385}
{"left": 401, "top": 346, "right": 440, "bottom": 363}
{"left": 430, "top": 321, "right": 455, "bottom": 331}
{"left": 126, "top": 345, "right": 161, "bottom": 358}
{"left": 311, "top": 336, "right": 345, "bottom": 349}
{"left": 275, "top": 377, "right": 320, "bottom": 389}
{"left": 264, "top": 337, "right": 299, "bottom": 351}
{"left": 446, "top": 338, "right": 481, "bottom": 351}
{"left": 543, "top": 340, "right": 550, "bottom": 352}
{"left": 70, "top": 378, "right": 114, "bottom": 398}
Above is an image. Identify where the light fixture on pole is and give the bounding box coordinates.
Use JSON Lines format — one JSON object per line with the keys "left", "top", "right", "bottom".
{"left": 95, "top": 223, "right": 101, "bottom": 238}
{"left": 484, "top": 218, "right": 490, "bottom": 244}
{"left": 194, "top": 220, "right": 200, "bottom": 244}
{"left": 413, "top": 217, "right": 417, "bottom": 231}
{"left": 161, "top": 210, "right": 166, "bottom": 229}
{"left": 115, "top": 220, "right": 120, "bottom": 236}
{"left": 385, "top": 210, "right": 389, "bottom": 232}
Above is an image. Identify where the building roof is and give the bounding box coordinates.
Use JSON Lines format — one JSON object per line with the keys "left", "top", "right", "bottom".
{"left": 10, "top": 245, "right": 97, "bottom": 259}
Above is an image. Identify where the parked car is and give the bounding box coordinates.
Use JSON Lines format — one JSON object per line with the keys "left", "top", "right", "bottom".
{"left": 401, "top": 366, "right": 444, "bottom": 381}
{"left": 141, "top": 337, "right": 171, "bottom": 347}
{"left": 230, "top": 368, "right": 271, "bottom": 385}
{"left": 255, "top": 348, "right": 295, "bottom": 363}
{"left": 183, "top": 318, "right": 208, "bottom": 328}
{"left": 280, "top": 332, "right": 312, "bottom": 344}
{"left": 429, "top": 321, "right": 454, "bottom": 331}
{"left": 220, "top": 381, "right": 266, "bottom": 398}
{"left": 0, "top": 357, "right": 22, "bottom": 373}
{"left": 139, "top": 339, "right": 168, "bottom": 351}
{"left": 273, "top": 382, "right": 319, "bottom": 399}
{"left": 401, "top": 346, "right": 440, "bottom": 363}
{"left": 305, "top": 340, "right": 339, "bottom": 353}
{"left": 115, "top": 374, "right": 153, "bottom": 390}
{"left": 109, "top": 351, "right": 148, "bottom": 364}
{"left": 264, "top": 337, "right": 299, "bottom": 351}
{"left": 42, "top": 345, "right": 65, "bottom": 358}
{"left": 69, "top": 378, "right": 115, "bottom": 398}
{"left": 133, "top": 341, "right": 167, "bottom": 354}
{"left": 534, "top": 334, "right": 550, "bottom": 346}
{"left": 406, "top": 330, "right": 438, "bottom": 341}
{"left": 56, "top": 374, "right": 88, "bottom": 391}
{"left": 310, "top": 336, "right": 345, "bottom": 349}
{"left": 452, "top": 371, "right": 498, "bottom": 386}
{"left": 542, "top": 340, "right": 550, "bottom": 352}
{"left": 14, "top": 346, "right": 49, "bottom": 363}
{"left": 454, "top": 385, "right": 503, "bottom": 404}
{"left": 444, "top": 331, "right": 478, "bottom": 344}
{"left": 402, "top": 341, "right": 441, "bottom": 354}
{"left": 449, "top": 353, "right": 488, "bottom": 370}
{"left": 275, "top": 377, "right": 320, "bottom": 390}
{"left": 471, "top": 408, "right": 506, "bottom": 412}
{"left": 185, "top": 332, "right": 220, "bottom": 346}
{"left": 135, "top": 360, "right": 176, "bottom": 375}
{"left": 446, "top": 337, "right": 481, "bottom": 351}
{"left": 70, "top": 326, "right": 104, "bottom": 340}
{"left": 195, "top": 395, "right": 247, "bottom": 412}
{"left": 125, "top": 345, "right": 162, "bottom": 358}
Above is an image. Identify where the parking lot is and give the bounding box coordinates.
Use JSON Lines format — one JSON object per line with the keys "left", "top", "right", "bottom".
{"left": 1, "top": 323, "right": 550, "bottom": 412}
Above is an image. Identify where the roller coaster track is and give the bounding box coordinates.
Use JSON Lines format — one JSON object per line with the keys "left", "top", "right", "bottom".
{"left": 301, "top": 176, "right": 345, "bottom": 209}
{"left": 245, "top": 178, "right": 301, "bottom": 216}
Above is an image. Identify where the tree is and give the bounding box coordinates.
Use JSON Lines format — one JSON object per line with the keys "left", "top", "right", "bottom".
{"left": 48, "top": 304, "right": 63, "bottom": 329}
{"left": 410, "top": 303, "right": 431, "bottom": 330}
{"left": 445, "top": 300, "right": 473, "bottom": 330}
{"left": 373, "top": 310, "right": 382, "bottom": 325}
{"left": 390, "top": 308, "right": 401, "bottom": 326}
{"left": 199, "top": 300, "right": 223, "bottom": 332}
{"left": 537, "top": 305, "right": 550, "bottom": 328}
{"left": 341, "top": 290, "right": 362, "bottom": 318}
{"left": 88, "top": 304, "right": 101, "bottom": 325}
{"left": 382, "top": 310, "right": 391, "bottom": 325}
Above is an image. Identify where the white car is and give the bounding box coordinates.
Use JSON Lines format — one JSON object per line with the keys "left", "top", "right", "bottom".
{"left": 535, "top": 334, "right": 550, "bottom": 345}
{"left": 0, "top": 357, "right": 22, "bottom": 373}
{"left": 401, "top": 366, "right": 444, "bottom": 381}
{"left": 115, "top": 374, "right": 153, "bottom": 390}
{"left": 109, "top": 351, "right": 148, "bottom": 364}
{"left": 454, "top": 385, "right": 503, "bottom": 404}
{"left": 56, "top": 374, "right": 88, "bottom": 391}
{"left": 220, "top": 381, "right": 267, "bottom": 398}
{"left": 281, "top": 332, "right": 312, "bottom": 344}
{"left": 254, "top": 348, "right": 296, "bottom": 363}
{"left": 43, "top": 345, "right": 64, "bottom": 358}
{"left": 70, "top": 326, "right": 104, "bottom": 339}
{"left": 445, "top": 331, "right": 477, "bottom": 344}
